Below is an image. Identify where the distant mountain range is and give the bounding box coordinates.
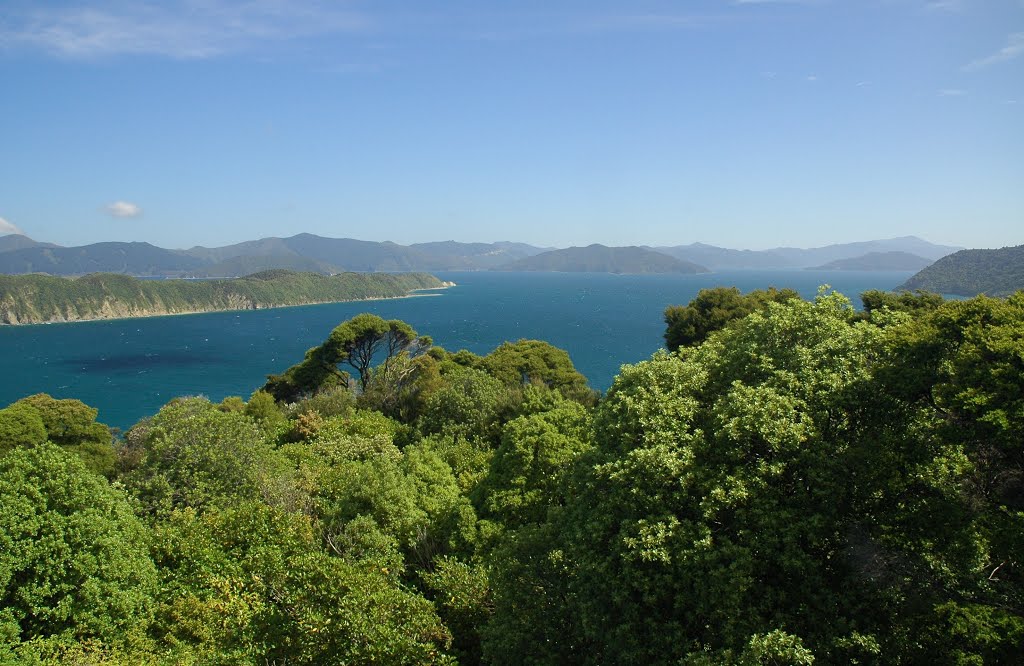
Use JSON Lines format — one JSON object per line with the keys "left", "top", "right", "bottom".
{"left": 900, "top": 245, "right": 1024, "bottom": 297}
{"left": 808, "top": 251, "right": 935, "bottom": 271}
{"left": 495, "top": 245, "right": 708, "bottom": 274}
{"left": 655, "top": 236, "right": 960, "bottom": 270}
{"left": 0, "top": 233, "right": 961, "bottom": 276}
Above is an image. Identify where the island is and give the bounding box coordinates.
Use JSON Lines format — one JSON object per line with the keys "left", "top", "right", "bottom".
{"left": 0, "top": 270, "right": 449, "bottom": 325}
{"left": 899, "top": 244, "right": 1024, "bottom": 297}
{"left": 807, "top": 251, "right": 934, "bottom": 271}
{"left": 493, "top": 244, "right": 709, "bottom": 274}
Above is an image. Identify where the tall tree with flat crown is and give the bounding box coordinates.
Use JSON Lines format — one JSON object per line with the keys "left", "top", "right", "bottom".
{"left": 264, "top": 314, "right": 430, "bottom": 400}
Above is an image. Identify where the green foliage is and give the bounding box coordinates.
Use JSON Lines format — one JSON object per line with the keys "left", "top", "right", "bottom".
{"left": 860, "top": 288, "right": 944, "bottom": 318}
{"left": 558, "top": 294, "right": 888, "bottom": 662}
{"left": 421, "top": 556, "right": 492, "bottom": 664}
{"left": 326, "top": 313, "right": 425, "bottom": 391}
{"left": 476, "top": 397, "right": 592, "bottom": 529}
{"left": 152, "top": 503, "right": 453, "bottom": 665}
{"left": 918, "top": 602, "right": 1024, "bottom": 664}
{"left": 120, "top": 398, "right": 286, "bottom": 516}
{"left": 289, "top": 383, "right": 356, "bottom": 420}
{"left": 360, "top": 352, "right": 443, "bottom": 423}
{"left": 419, "top": 365, "right": 512, "bottom": 443}
{"left": 418, "top": 433, "right": 494, "bottom": 496}
{"left": 14, "top": 393, "right": 115, "bottom": 476}
{"left": 482, "top": 520, "right": 579, "bottom": 665}
{"left": 481, "top": 339, "right": 596, "bottom": 405}
{"left": 664, "top": 285, "right": 800, "bottom": 350}
{"left": 313, "top": 442, "right": 478, "bottom": 570}
{"left": 899, "top": 245, "right": 1024, "bottom": 296}
{"left": 242, "top": 389, "right": 287, "bottom": 434}
{"left": 8, "top": 295, "right": 1024, "bottom": 663}
{"left": 0, "top": 402, "right": 47, "bottom": 453}
{"left": 217, "top": 395, "right": 246, "bottom": 413}
{"left": 0, "top": 443, "right": 157, "bottom": 650}
{"left": 0, "top": 270, "right": 445, "bottom": 325}
{"left": 263, "top": 344, "right": 350, "bottom": 403}
{"left": 263, "top": 313, "right": 429, "bottom": 400}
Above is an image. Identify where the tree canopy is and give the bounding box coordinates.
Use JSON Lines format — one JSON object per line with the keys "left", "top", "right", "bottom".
{"left": 664, "top": 286, "right": 800, "bottom": 350}
{"left": 264, "top": 313, "right": 430, "bottom": 401}
{"left": 3, "top": 296, "right": 1023, "bottom": 664}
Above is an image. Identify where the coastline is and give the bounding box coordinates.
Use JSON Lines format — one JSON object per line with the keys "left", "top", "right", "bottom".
{"left": 0, "top": 283, "right": 455, "bottom": 328}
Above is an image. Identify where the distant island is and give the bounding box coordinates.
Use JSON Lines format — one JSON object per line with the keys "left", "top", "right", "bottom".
{"left": 656, "top": 236, "right": 960, "bottom": 270}
{"left": 493, "top": 244, "right": 708, "bottom": 274}
{"left": 899, "top": 245, "right": 1024, "bottom": 297}
{"left": 0, "top": 232, "right": 960, "bottom": 276}
{"left": 808, "top": 251, "right": 934, "bottom": 271}
{"left": 0, "top": 270, "right": 447, "bottom": 325}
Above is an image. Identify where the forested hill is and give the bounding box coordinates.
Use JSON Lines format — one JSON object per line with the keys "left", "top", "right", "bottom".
{"left": 494, "top": 244, "right": 708, "bottom": 274}
{"left": 808, "top": 251, "right": 933, "bottom": 271}
{"left": 899, "top": 244, "right": 1024, "bottom": 296}
{"left": 0, "top": 270, "right": 446, "bottom": 325}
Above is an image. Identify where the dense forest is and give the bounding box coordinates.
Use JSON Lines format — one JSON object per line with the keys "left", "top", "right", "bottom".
{"left": 0, "top": 271, "right": 446, "bottom": 325}
{"left": 900, "top": 244, "right": 1024, "bottom": 297}
{"left": 1, "top": 286, "right": 1022, "bottom": 664}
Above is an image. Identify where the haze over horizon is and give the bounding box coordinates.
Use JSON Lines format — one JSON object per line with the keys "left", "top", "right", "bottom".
{"left": 1, "top": 1, "right": 1021, "bottom": 251}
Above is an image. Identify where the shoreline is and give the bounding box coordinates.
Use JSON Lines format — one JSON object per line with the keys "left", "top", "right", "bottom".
{"left": 0, "top": 284, "right": 455, "bottom": 328}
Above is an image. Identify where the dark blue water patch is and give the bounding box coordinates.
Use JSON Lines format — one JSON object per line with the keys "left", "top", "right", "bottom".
{"left": 0, "top": 270, "right": 915, "bottom": 430}
{"left": 60, "top": 351, "right": 221, "bottom": 372}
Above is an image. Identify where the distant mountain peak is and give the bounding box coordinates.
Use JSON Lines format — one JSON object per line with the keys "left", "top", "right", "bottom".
{"left": 495, "top": 245, "right": 708, "bottom": 274}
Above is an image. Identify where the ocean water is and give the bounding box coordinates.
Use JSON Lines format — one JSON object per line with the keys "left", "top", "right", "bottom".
{"left": 0, "top": 270, "right": 913, "bottom": 429}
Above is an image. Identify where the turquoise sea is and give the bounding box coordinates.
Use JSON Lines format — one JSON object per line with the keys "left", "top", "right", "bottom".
{"left": 0, "top": 270, "right": 913, "bottom": 429}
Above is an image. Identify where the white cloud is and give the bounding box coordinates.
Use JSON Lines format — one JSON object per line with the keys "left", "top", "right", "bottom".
{"left": 105, "top": 201, "right": 143, "bottom": 218}
{"left": 0, "top": 1, "right": 368, "bottom": 60}
{"left": 963, "top": 32, "right": 1024, "bottom": 71}
{"left": 806, "top": 74, "right": 819, "bottom": 82}
{"left": 0, "top": 217, "right": 24, "bottom": 236}
{"left": 938, "top": 88, "right": 967, "bottom": 96}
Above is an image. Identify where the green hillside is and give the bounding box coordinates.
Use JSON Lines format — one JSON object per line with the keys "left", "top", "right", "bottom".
{"left": 900, "top": 244, "right": 1024, "bottom": 296}
{"left": 0, "top": 270, "right": 445, "bottom": 325}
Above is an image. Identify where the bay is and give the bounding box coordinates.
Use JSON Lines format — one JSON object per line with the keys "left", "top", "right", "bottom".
{"left": 0, "top": 270, "right": 913, "bottom": 429}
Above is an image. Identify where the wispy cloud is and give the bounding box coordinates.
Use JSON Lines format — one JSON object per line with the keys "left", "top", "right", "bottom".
{"left": 963, "top": 32, "right": 1024, "bottom": 71}
{"left": 0, "top": 1, "right": 368, "bottom": 59}
{"left": 105, "top": 201, "right": 143, "bottom": 218}
{"left": 938, "top": 88, "right": 967, "bottom": 96}
{"left": 0, "top": 217, "right": 24, "bottom": 235}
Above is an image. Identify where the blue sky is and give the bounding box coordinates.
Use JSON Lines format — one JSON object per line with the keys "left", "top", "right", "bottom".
{"left": 0, "top": 0, "right": 1021, "bottom": 250}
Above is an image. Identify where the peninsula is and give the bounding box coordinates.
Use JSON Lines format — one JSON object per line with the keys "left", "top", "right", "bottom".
{"left": 899, "top": 244, "right": 1024, "bottom": 297}
{"left": 0, "top": 270, "right": 448, "bottom": 325}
